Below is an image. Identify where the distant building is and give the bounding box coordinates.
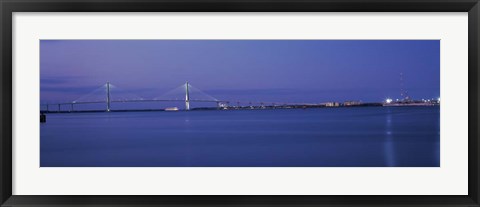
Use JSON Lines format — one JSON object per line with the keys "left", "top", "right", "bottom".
{"left": 325, "top": 102, "right": 340, "bottom": 107}
{"left": 343, "top": 101, "right": 362, "bottom": 106}
{"left": 218, "top": 102, "right": 228, "bottom": 108}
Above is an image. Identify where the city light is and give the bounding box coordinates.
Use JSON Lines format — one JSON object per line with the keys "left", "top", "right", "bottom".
{"left": 385, "top": 98, "right": 393, "bottom": 104}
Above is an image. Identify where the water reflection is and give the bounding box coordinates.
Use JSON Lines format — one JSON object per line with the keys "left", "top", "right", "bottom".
{"left": 384, "top": 108, "right": 396, "bottom": 167}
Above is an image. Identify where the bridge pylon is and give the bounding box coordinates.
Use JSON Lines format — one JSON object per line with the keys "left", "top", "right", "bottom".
{"left": 185, "top": 81, "right": 190, "bottom": 111}
{"left": 106, "top": 81, "right": 111, "bottom": 112}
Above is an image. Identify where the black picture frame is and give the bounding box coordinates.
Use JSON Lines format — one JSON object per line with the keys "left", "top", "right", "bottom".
{"left": 1, "top": 0, "right": 479, "bottom": 206}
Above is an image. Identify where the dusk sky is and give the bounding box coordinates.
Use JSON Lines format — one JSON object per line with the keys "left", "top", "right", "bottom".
{"left": 40, "top": 40, "right": 439, "bottom": 105}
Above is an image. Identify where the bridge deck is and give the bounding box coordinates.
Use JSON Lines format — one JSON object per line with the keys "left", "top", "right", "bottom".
{"left": 45, "top": 99, "right": 228, "bottom": 106}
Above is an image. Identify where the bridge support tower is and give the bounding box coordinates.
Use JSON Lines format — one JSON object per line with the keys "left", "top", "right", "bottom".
{"left": 185, "top": 81, "right": 190, "bottom": 111}
{"left": 106, "top": 82, "right": 111, "bottom": 112}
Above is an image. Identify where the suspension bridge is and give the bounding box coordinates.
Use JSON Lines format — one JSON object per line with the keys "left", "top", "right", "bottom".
{"left": 40, "top": 82, "right": 310, "bottom": 113}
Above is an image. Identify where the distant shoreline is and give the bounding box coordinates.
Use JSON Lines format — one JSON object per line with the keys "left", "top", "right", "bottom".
{"left": 40, "top": 103, "right": 439, "bottom": 114}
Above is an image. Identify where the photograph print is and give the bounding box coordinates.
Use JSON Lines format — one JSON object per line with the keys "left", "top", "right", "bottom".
{"left": 40, "top": 40, "right": 440, "bottom": 167}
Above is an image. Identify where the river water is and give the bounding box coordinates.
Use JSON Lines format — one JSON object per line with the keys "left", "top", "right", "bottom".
{"left": 40, "top": 106, "right": 440, "bottom": 167}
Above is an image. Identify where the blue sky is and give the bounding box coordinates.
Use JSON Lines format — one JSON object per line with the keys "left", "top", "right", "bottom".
{"left": 40, "top": 40, "right": 439, "bottom": 104}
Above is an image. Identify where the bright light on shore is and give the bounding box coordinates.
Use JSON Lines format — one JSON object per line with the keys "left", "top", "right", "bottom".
{"left": 385, "top": 98, "right": 393, "bottom": 104}
{"left": 437, "top": 97, "right": 441, "bottom": 102}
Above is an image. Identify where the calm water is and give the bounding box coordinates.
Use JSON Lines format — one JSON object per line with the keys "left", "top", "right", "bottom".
{"left": 40, "top": 107, "right": 440, "bottom": 167}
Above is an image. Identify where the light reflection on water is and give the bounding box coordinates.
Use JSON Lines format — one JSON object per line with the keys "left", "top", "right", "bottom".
{"left": 384, "top": 109, "right": 396, "bottom": 167}
{"left": 40, "top": 107, "right": 440, "bottom": 167}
